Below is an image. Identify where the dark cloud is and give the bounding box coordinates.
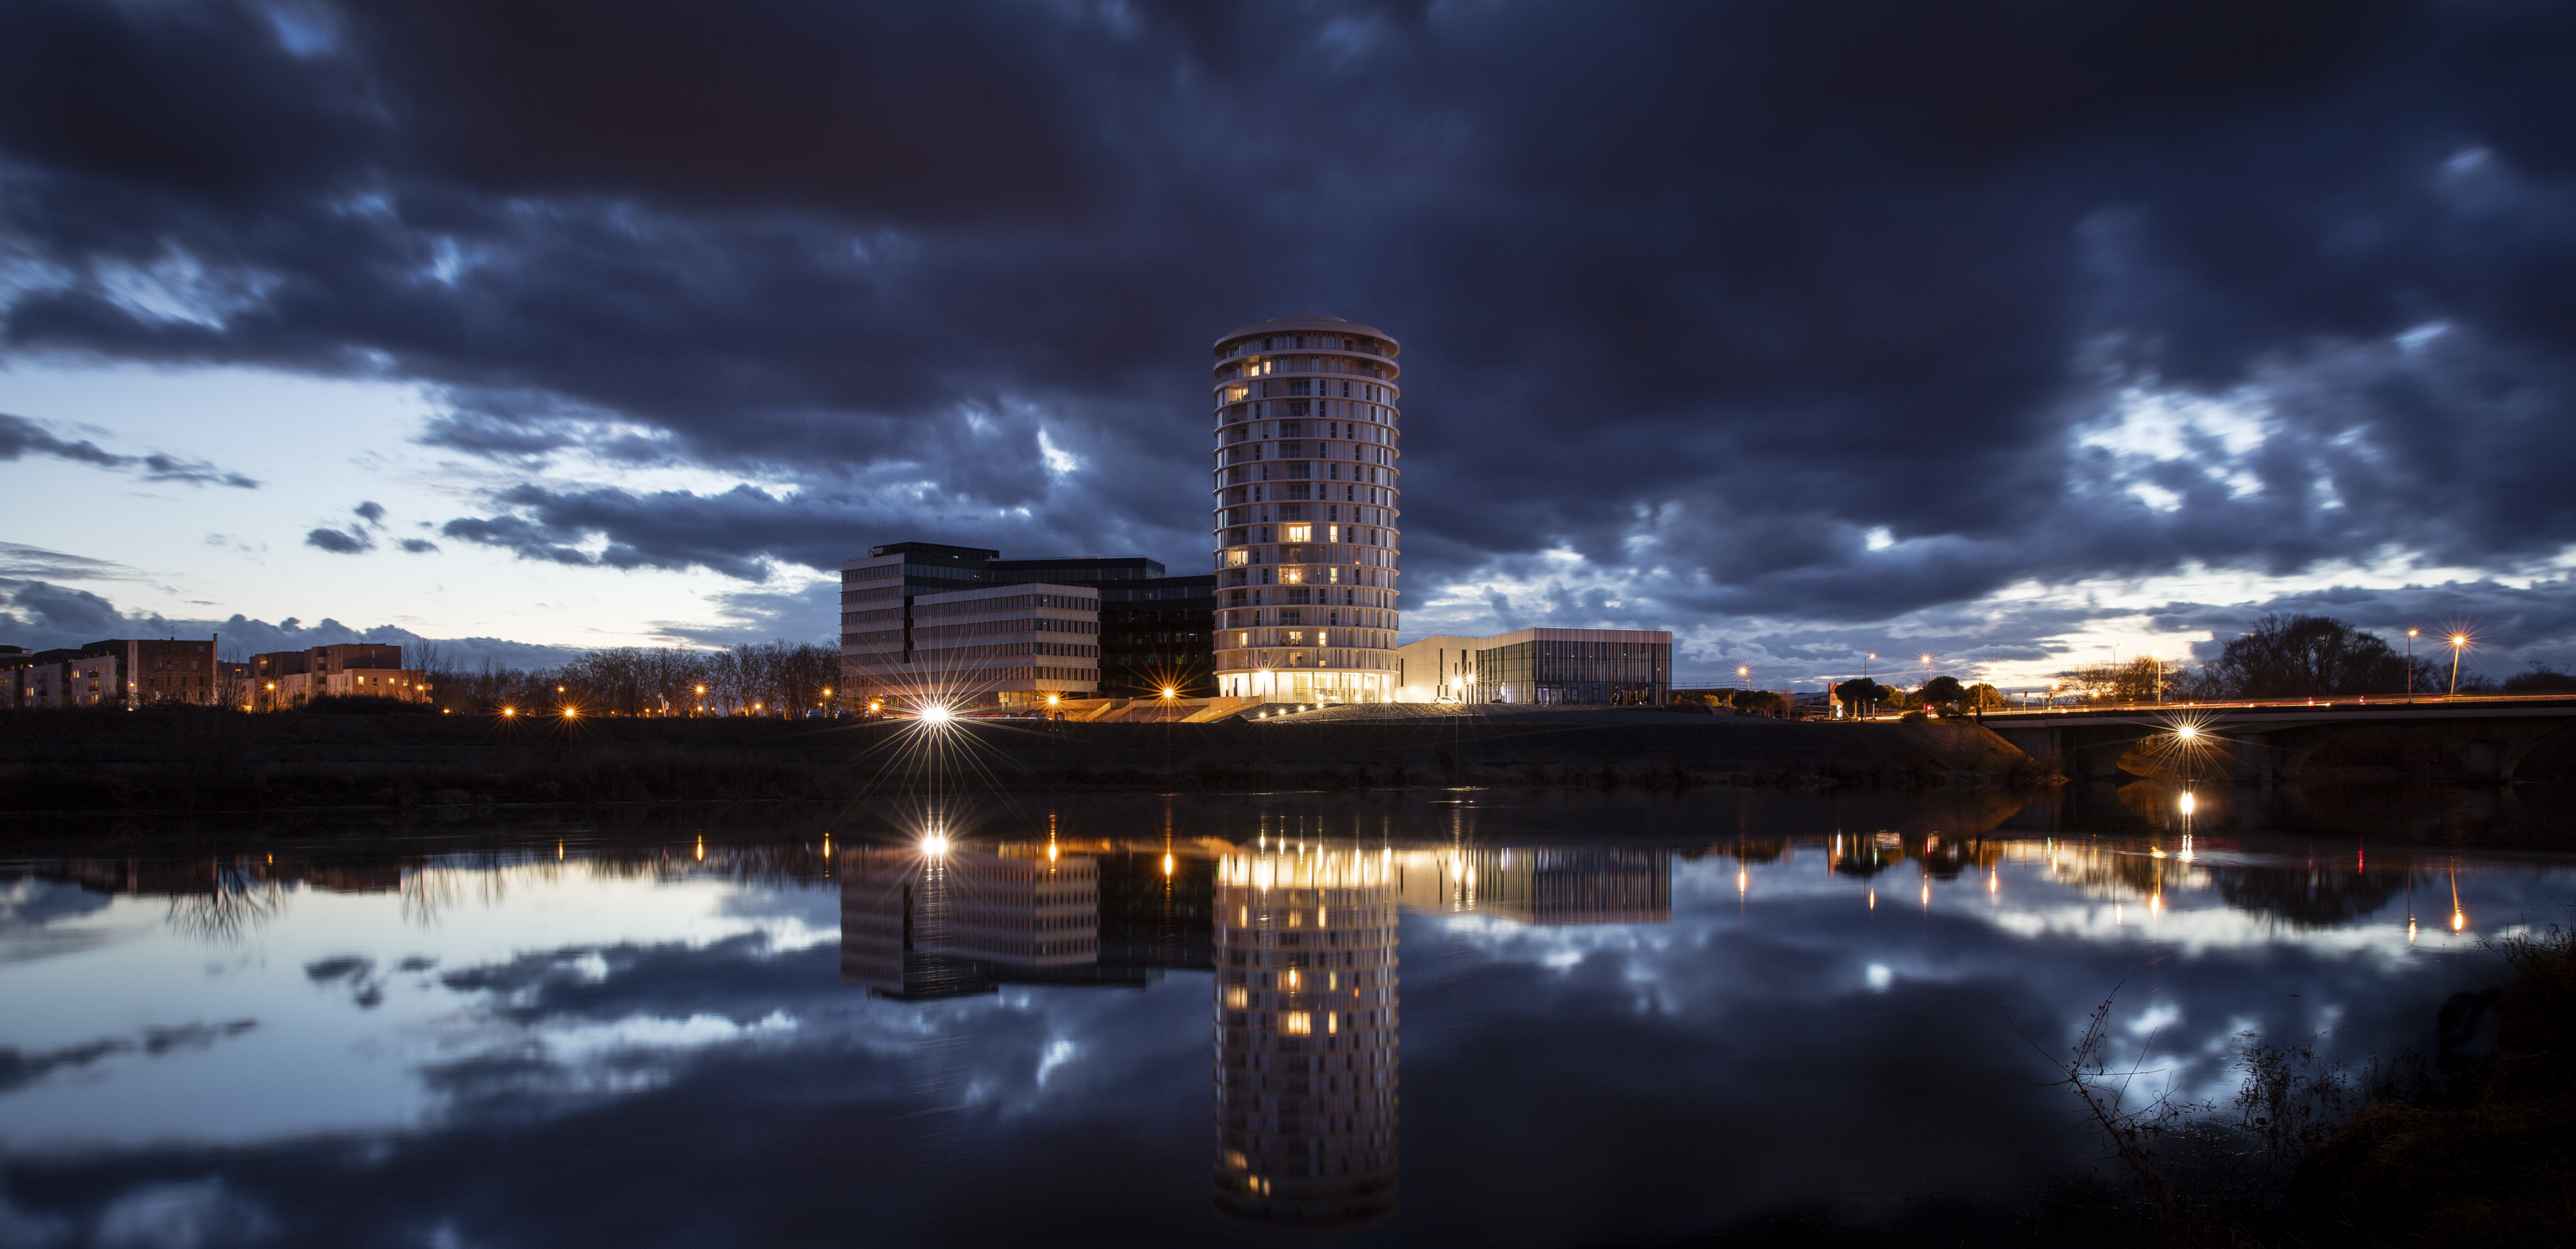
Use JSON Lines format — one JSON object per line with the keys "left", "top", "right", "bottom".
{"left": 0, "top": 413, "right": 258, "bottom": 488}
{"left": 0, "top": 577, "right": 581, "bottom": 667}
{"left": 3, "top": 1, "right": 2574, "bottom": 667}
{"left": 300, "top": 526, "right": 368, "bottom": 554}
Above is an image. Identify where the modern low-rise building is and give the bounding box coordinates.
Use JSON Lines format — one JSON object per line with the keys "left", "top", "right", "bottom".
{"left": 1391, "top": 628, "right": 1672, "bottom": 706}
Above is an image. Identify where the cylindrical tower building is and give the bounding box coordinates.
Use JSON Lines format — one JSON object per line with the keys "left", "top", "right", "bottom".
{"left": 1212, "top": 846, "right": 1399, "bottom": 1225}
{"left": 1208, "top": 316, "right": 1402, "bottom": 703}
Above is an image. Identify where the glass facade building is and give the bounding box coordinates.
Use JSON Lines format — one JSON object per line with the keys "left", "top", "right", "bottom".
{"left": 1392, "top": 628, "right": 1673, "bottom": 706}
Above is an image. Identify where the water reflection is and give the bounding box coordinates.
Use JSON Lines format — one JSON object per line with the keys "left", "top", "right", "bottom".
{"left": 840, "top": 840, "right": 1216, "bottom": 998}
{"left": 5, "top": 789, "right": 2573, "bottom": 1247}
{"left": 1391, "top": 847, "right": 1671, "bottom": 924}
{"left": 1213, "top": 846, "right": 1400, "bottom": 1225}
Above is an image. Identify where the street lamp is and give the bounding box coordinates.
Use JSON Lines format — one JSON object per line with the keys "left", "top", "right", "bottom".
{"left": 2406, "top": 629, "right": 2418, "bottom": 696}
{"left": 2450, "top": 633, "right": 2468, "bottom": 696}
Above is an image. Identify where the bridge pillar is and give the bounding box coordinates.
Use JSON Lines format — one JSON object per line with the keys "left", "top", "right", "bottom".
{"left": 2235, "top": 733, "right": 2272, "bottom": 788}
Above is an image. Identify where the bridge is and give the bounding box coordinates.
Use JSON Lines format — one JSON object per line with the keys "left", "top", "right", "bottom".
{"left": 1974, "top": 694, "right": 2576, "bottom": 784}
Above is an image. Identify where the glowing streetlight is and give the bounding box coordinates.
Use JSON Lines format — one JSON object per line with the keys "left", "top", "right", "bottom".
{"left": 923, "top": 831, "right": 950, "bottom": 857}
{"left": 918, "top": 703, "right": 952, "bottom": 726}
{"left": 1045, "top": 694, "right": 1060, "bottom": 707}
{"left": 1162, "top": 687, "right": 1177, "bottom": 699}
{"left": 2450, "top": 633, "right": 2469, "bottom": 696}
{"left": 2406, "top": 629, "right": 2418, "bottom": 695}
{"left": 562, "top": 707, "right": 578, "bottom": 719}
{"left": 501, "top": 706, "right": 517, "bottom": 718}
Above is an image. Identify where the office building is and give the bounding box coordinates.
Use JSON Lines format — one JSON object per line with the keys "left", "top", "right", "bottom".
{"left": 1208, "top": 316, "right": 1403, "bottom": 705}
{"left": 985, "top": 556, "right": 1217, "bottom": 697}
{"left": 1212, "top": 847, "right": 1400, "bottom": 1226}
{"left": 840, "top": 543, "right": 1102, "bottom": 708}
{"left": 1391, "top": 628, "right": 1672, "bottom": 706}
{"left": 839, "top": 543, "right": 1221, "bottom": 705}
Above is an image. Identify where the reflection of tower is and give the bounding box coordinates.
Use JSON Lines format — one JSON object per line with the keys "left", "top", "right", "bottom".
{"left": 1208, "top": 315, "right": 1404, "bottom": 704}
{"left": 839, "top": 846, "right": 1102, "bottom": 999}
{"left": 1212, "top": 848, "right": 1399, "bottom": 1225}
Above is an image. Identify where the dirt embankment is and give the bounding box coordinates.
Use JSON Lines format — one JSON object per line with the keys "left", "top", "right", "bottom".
{"left": 0, "top": 707, "right": 2043, "bottom": 813}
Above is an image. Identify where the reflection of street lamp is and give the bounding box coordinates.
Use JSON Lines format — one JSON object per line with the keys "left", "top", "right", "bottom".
{"left": 2450, "top": 633, "right": 2469, "bottom": 696}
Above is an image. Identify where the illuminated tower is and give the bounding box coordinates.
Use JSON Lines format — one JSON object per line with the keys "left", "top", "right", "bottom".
{"left": 1208, "top": 316, "right": 1402, "bottom": 703}
{"left": 1212, "top": 846, "right": 1399, "bottom": 1224}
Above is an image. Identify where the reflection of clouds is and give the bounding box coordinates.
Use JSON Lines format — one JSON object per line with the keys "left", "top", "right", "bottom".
{"left": 5, "top": 809, "right": 2570, "bottom": 1248}
{"left": 541, "top": 1010, "right": 799, "bottom": 1062}
{"left": 94, "top": 1179, "right": 273, "bottom": 1249}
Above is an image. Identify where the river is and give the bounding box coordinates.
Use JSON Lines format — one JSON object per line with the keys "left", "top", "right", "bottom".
{"left": 2, "top": 784, "right": 2570, "bottom": 1246}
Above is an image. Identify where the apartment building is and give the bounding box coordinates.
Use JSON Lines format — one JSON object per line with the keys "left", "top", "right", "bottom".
{"left": 5, "top": 638, "right": 220, "bottom": 709}
{"left": 247, "top": 644, "right": 428, "bottom": 710}
{"left": 1208, "top": 315, "right": 1404, "bottom": 705}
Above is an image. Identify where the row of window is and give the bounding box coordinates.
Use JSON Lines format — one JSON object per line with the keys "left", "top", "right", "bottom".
{"left": 1221, "top": 566, "right": 1394, "bottom": 591}
{"left": 1218, "top": 334, "right": 1392, "bottom": 359}
{"left": 1217, "top": 503, "right": 1394, "bottom": 529}
{"left": 1221, "top": 627, "right": 1393, "bottom": 649}
{"left": 849, "top": 642, "right": 1101, "bottom": 664}
{"left": 1221, "top": 591, "right": 1398, "bottom": 614}
{"left": 909, "top": 616, "right": 1099, "bottom": 642}
{"left": 910, "top": 593, "right": 1098, "bottom": 618}
{"left": 1218, "top": 399, "right": 1396, "bottom": 428}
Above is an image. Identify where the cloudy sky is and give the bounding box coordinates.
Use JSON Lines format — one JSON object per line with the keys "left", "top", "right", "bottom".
{"left": 3, "top": 0, "right": 2574, "bottom": 683}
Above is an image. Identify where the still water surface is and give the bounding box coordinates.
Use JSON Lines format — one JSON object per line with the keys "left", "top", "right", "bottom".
{"left": 3, "top": 787, "right": 2571, "bottom": 1247}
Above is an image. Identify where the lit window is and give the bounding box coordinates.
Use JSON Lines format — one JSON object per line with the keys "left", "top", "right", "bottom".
{"left": 1283, "top": 524, "right": 1311, "bottom": 542}
{"left": 1283, "top": 1012, "right": 1312, "bottom": 1035}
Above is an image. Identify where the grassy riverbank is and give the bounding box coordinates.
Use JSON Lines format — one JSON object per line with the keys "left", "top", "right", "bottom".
{"left": 2032, "top": 923, "right": 2576, "bottom": 1248}
{"left": 0, "top": 705, "right": 2044, "bottom": 814}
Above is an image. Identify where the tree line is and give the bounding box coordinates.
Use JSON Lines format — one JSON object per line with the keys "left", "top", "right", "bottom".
{"left": 416, "top": 640, "right": 841, "bottom": 717}
{"left": 1686, "top": 615, "right": 2572, "bottom": 720}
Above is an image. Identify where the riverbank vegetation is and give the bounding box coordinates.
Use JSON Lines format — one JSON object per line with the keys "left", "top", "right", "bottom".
{"left": 2046, "top": 921, "right": 2576, "bottom": 1247}
{"left": 412, "top": 640, "right": 839, "bottom": 717}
